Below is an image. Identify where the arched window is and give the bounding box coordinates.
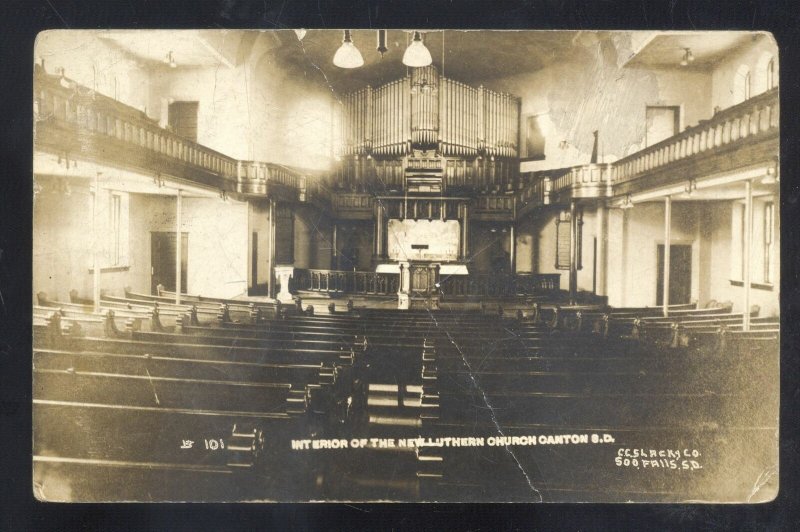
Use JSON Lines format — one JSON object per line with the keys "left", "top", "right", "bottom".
{"left": 767, "top": 58, "right": 776, "bottom": 90}
{"left": 754, "top": 52, "right": 778, "bottom": 94}
{"left": 733, "top": 65, "right": 751, "bottom": 104}
{"left": 744, "top": 70, "right": 751, "bottom": 100}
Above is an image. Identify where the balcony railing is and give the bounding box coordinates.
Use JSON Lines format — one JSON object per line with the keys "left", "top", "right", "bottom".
{"left": 518, "top": 88, "right": 779, "bottom": 208}
{"left": 236, "top": 161, "right": 308, "bottom": 196}
{"left": 34, "top": 65, "right": 319, "bottom": 201}
{"left": 613, "top": 87, "right": 779, "bottom": 186}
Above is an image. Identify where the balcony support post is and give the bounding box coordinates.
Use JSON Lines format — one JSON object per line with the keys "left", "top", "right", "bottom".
{"left": 332, "top": 223, "right": 338, "bottom": 271}
{"left": 509, "top": 224, "right": 516, "bottom": 273}
{"left": 267, "top": 198, "right": 277, "bottom": 299}
{"left": 662, "top": 195, "right": 671, "bottom": 317}
{"left": 596, "top": 200, "right": 607, "bottom": 296}
{"left": 569, "top": 199, "right": 579, "bottom": 305}
{"left": 743, "top": 179, "right": 753, "bottom": 331}
{"left": 92, "top": 171, "right": 101, "bottom": 313}
{"left": 175, "top": 188, "right": 183, "bottom": 305}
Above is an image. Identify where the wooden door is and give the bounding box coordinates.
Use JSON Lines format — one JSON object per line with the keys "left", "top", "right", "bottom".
{"left": 168, "top": 101, "right": 199, "bottom": 142}
{"left": 656, "top": 244, "right": 692, "bottom": 306}
{"left": 151, "top": 232, "right": 188, "bottom": 294}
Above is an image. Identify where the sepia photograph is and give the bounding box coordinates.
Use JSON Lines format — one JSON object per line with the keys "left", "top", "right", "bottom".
{"left": 31, "top": 29, "right": 780, "bottom": 502}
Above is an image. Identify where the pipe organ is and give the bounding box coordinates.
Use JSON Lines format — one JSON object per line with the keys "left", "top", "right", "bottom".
{"left": 335, "top": 66, "right": 521, "bottom": 193}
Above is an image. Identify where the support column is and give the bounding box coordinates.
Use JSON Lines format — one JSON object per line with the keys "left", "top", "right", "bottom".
{"left": 569, "top": 200, "right": 578, "bottom": 305}
{"left": 662, "top": 195, "right": 671, "bottom": 316}
{"left": 596, "top": 201, "right": 607, "bottom": 296}
{"left": 332, "top": 223, "right": 338, "bottom": 270}
{"left": 509, "top": 224, "right": 516, "bottom": 273}
{"left": 459, "top": 203, "right": 470, "bottom": 260}
{"left": 743, "top": 180, "right": 753, "bottom": 331}
{"left": 175, "top": 189, "right": 183, "bottom": 305}
{"left": 267, "top": 199, "right": 276, "bottom": 298}
{"left": 373, "top": 202, "right": 385, "bottom": 260}
{"left": 92, "top": 172, "right": 101, "bottom": 313}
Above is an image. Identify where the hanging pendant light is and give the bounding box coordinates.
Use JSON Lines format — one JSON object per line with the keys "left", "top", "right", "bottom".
{"left": 333, "top": 30, "right": 364, "bottom": 69}
{"left": 680, "top": 48, "right": 693, "bottom": 67}
{"left": 165, "top": 51, "right": 177, "bottom": 68}
{"left": 376, "top": 29, "right": 388, "bottom": 57}
{"left": 403, "top": 31, "right": 432, "bottom": 67}
{"left": 294, "top": 29, "right": 307, "bottom": 41}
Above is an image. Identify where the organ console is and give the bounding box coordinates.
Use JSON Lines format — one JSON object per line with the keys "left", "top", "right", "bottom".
{"left": 335, "top": 65, "right": 521, "bottom": 193}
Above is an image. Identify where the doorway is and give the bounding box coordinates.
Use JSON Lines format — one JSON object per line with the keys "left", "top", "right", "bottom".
{"left": 168, "top": 101, "right": 199, "bottom": 142}
{"left": 645, "top": 106, "right": 680, "bottom": 147}
{"left": 151, "top": 231, "right": 188, "bottom": 294}
{"left": 656, "top": 244, "right": 692, "bottom": 306}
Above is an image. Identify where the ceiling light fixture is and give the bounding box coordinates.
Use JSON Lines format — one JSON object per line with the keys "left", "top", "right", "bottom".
{"left": 762, "top": 161, "right": 779, "bottom": 184}
{"left": 684, "top": 178, "right": 697, "bottom": 197}
{"left": 402, "top": 31, "right": 432, "bottom": 67}
{"left": 376, "top": 30, "right": 388, "bottom": 57}
{"left": 333, "top": 30, "right": 364, "bottom": 69}
{"left": 294, "top": 29, "right": 307, "bottom": 41}
{"left": 620, "top": 194, "right": 634, "bottom": 210}
{"left": 680, "top": 48, "right": 694, "bottom": 67}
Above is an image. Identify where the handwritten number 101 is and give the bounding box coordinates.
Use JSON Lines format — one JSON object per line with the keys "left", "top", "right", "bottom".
{"left": 204, "top": 438, "right": 225, "bottom": 450}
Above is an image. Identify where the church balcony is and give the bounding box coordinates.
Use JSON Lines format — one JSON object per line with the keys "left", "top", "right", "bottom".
{"left": 235, "top": 161, "right": 303, "bottom": 201}
{"left": 612, "top": 87, "right": 779, "bottom": 197}
{"left": 34, "top": 65, "right": 316, "bottom": 204}
{"left": 34, "top": 66, "right": 239, "bottom": 194}
{"left": 517, "top": 88, "right": 779, "bottom": 211}
{"left": 549, "top": 164, "right": 614, "bottom": 203}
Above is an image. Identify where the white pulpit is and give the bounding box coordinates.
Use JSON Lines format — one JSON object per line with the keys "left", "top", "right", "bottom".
{"left": 274, "top": 265, "right": 295, "bottom": 303}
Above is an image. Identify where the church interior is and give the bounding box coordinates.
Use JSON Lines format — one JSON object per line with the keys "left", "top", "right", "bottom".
{"left": 32, "top": 29, "right": 779, "bottom": 502}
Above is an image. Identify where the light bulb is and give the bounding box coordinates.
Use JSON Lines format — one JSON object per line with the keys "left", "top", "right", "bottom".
{"left": 333, "top": 30, "right": 364, "bottom": 69}
{"left": 402, "top": 31, "right": 432, "bottom": 67}
{"left": 294, "top": 29, "right": 307, "bottom": 41}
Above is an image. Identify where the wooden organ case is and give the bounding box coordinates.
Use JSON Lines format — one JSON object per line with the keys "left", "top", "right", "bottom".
{"left": 334, "top": 66, "right": 522, "bottom": 308}
{"left": 335, "top": 65, "right": 522, "bottom": 194}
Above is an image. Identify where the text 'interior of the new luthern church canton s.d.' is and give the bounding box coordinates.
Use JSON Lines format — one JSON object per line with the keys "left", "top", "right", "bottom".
{"left": 33, "top": 30, "right": 779, "bottom": 502}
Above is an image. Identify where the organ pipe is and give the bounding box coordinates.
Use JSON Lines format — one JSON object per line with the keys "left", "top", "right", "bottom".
{"left": 337, "top": 66, "right": 520, "bottom": 163}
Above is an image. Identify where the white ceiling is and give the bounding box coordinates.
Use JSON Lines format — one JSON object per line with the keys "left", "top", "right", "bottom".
{"left": 96, "top": 29, "right": 762, "bottom": 88}
{"left": 98, "top": 30, "right": 232, "bottom": 68}
{"left": 625, "top": 32, "right": 757, "bottom": 69}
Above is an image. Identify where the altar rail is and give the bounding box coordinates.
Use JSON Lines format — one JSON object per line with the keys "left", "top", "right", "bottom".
{"left": 438, "top": 273, "right": 560, "bottom": 298}
{"left": 293, "top": 269, "right": 400, "bottom": 296}
{"left": 293, "top": 269, "right": 559, "bottom": 299}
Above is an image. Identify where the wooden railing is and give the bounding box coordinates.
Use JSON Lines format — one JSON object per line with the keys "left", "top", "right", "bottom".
{"left": 553, "top": 164, "right": 614, "bottom": 197}
{"left": 613, "top": 88, "right": 779, "bottom": 186}
{"left": 472, "top": 194, "right": 516, "bottom": 221}
{"left": 293, "top": 269, "right": 400, "bottom": 296}
{"left": 235, "top": 161, "right": 310, "bottom": 196}
{"left": 34, "top": 65, "right": 317, "bottom": 201}
{"left": 518, "top": 88, "right": 779, "bottom": 207}
{"left": 437, "top": 273, "right": 560, "bottom": 298}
